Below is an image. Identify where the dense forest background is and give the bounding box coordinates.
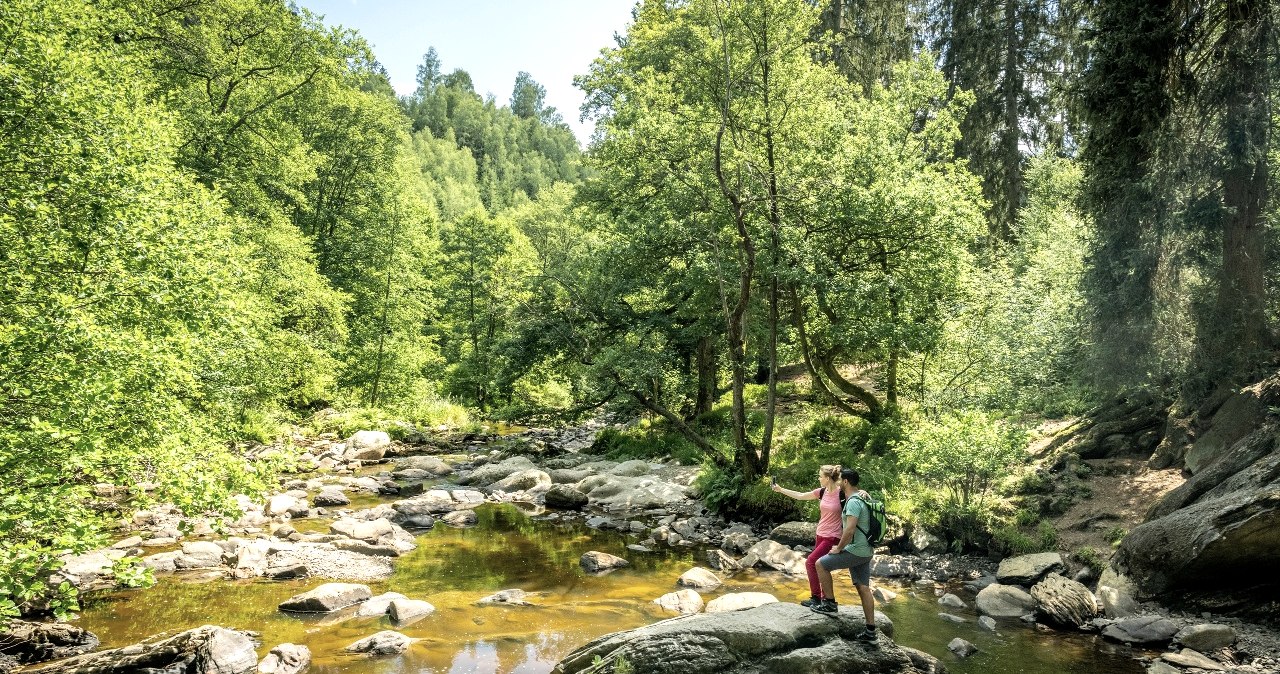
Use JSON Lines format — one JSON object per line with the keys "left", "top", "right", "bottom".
{"left": 1, "top": 0, "right": 1274, "bottom": 619}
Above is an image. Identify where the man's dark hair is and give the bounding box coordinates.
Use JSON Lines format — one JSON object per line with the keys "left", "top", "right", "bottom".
{"left": 841, "top": 468, "right": 860, "bottom": 486}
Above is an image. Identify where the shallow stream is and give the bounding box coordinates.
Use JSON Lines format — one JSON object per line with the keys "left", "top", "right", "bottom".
{"left": 77, "top": 503, "right": 1147, "bottom": 673}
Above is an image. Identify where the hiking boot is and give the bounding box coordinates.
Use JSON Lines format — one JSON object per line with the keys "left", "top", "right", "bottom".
{"left": 799, "top": 596, "right": 822, "bottom": 608}
{"left": 810, "top": 599, "right": 838, "bottom": 614}
{"left": 854, "top": 627, "right": 878, "bottom": 643}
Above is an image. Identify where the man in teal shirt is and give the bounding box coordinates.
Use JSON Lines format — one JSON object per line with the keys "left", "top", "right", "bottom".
{"left": 811, "top": 468, "right": 877, "bottom": 642}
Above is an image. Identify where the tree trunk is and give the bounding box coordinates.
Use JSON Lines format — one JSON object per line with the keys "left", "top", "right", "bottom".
{"left": 695, "top": 335, "right": 718, "bottom": 418}
{"left": 996, "top": 0, "right": 1023, "bottom": 244}
{"left": 1214, "top": 0, "right": 1270, "bottom": 377}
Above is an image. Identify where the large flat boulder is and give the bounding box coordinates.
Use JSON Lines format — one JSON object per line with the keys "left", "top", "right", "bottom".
{"left": 575, "top": 474, "right": 690, "bottom": 512}
{"left": 344, "top": 431, "right": 391, "bottom": 461}
{"left": 1183, "top": 390, "right": 1266, "bottom": 475}
{"left": 0, "top": 621, "right": 99, "bottom": 667}
{"left": 457, "top": 457, "right": 536, "bottom": 486}
{"left": 278, "top": 583, "right": 371, "bottom": 613}
{"left": 28, "top": 625, "right": 256, "bottom": 674}
{"left": 1114, "top": 486, "right": 1280, "bottom": 599}
{"left": 1102, "top": 615, "right": 1178, "bottom": 645}
{"left": 769, "top": 521, "right": 817, "bottom": 547}
{"left": 996, "top": 552, "right": 1064, "bottom": 587}
{"left": 551, "top": 602, "right": 938, "bottom": 674}
{"left": 975, "top": 583, "right": 1036, "bottom": 618}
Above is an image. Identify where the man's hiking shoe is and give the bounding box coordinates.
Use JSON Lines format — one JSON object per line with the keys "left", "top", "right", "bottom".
{"left": 810, "top": 599, "right": 838, "bottom": 614}
{"left": 799, "top": 596, "right": 821, "bottom": 608}
{"left": 855, "top": 628, "right": 878, "bottom": 643}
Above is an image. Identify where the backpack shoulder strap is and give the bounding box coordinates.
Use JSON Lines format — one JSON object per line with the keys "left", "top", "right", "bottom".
{"left": 850, "top": 495, "right": 870, "bottom": 538}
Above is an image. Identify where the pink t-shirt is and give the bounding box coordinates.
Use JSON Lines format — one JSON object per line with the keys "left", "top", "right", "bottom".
{"left": 813, "top": 487, "right": 843, "bottom": 539}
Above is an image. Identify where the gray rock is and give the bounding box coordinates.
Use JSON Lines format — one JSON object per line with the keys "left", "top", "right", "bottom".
{"left": 344, "top": 431, "right": 391, "bottom": 461}
{"left": 745, "top": 539, "right": 806, "bottom": 576}
{"left": 910, "top": 528, "right": 945, "bottom": 554}
{"left": 1030, "top": 573, "right": 1097, "bottom": 629}
{"left": 996, "top": 552, "right": 1065, "bottom": 586}
{"left": 257, "top": 643, "right": 310, "bottom": 674}
{"left": 28, "top": 625, "right": 255, "bottom": 674}
{"left": 356, "top": 592, "right": 407, "bottom": 617}
{"left": 580, "top": 551, "right": 629, "bottom": 573}
{"left": 441, "top": 510, "right": 478, "bottom": 527}
{"left": 1174, "top": 623, "right": 1236, "bottom": 651}
{"left": 544, "top": 484, "right": 590, "bottom": 509}
{"left": 395, "top": 455, "right": 453, "bottom": 476}
{"left": 704, "top": 592, "right": 777, "bottom": 613}
{"left": 263, "top": 560, "right": 308, "bottom": 580}
{"left": 553, "top": 603, "right": 931, "bottom": 674}
{"left": 1096, "top": 568, "right": 1141, "bottom": 618}
{"left": 391, "top": 468, "right": 432, "bottom": 481}
{"left": 938, "top": 593, "right": 966, "bottom": 609}
{"left": 610, "top": 459, "right": 653, "bottom": 477}
{"left": 768, "top": 521, "right": 818, "bottom": 547}
{"left": 345, "top": 630, "right": 412, "bottom": 656}
{"left": 1146, "top": 661, "right": 1181, "bottom": 674}
{"left": 549, "top": 468, "right": 593, "bottom": 484}
{"left": 1162, "top": 649, "right": 1225, "bottom": 670}
{"left": 313, "top": 488, "right": 350, "bottom": 507}
{"left": 331, "top": 540, "right": 400, "bottom": 557}
{"left": 978, "top": 616, "right": 997, "bottom": 631}
{"left": 278, "top": 583, "right": 371, "bottom": 613}
{"left": 870, "top": 555, "right": 920, "bottom": 578}
{"left": 0, "top": 620, "right": 99, "bottom": 666}
{"left": 938, "top": 613, "right": 967, "bottom": 624}
{"left": 975, "top": 583, "right": 1037, "bottom": 618}
{"left": 477, "top": 589, "right": 532, "bottom": 606}
{"left": 575, "top": 474, "right": 690, "bottom": 512}
{"left": 330, "top": 518, "right": 393, "bottom": 542}
{"left": 457, "top": 456, "right": 536, "bottom": 486}
{"left": 721, "top": 531, "right": 757, "bottom": 555}
{"left": 490, "top": 469, "right": 552, "bottom": 493}
{"left": 654, "top": 589, "right": 704, "bottom": 615}
{"left": 388, "top": 598, "right": 435, "bottom": 625}
{"left": 706, "top": 549, "right": 742, "bottom": 572}
{"left": 1102, "top": 615, "right": 1179, "bottom": 645}
{"left": 677, "top": 567, "right": 722, "bottom": 591}
{"left": 948, "top": 637, "right": 978, "bottom": 657}
{"left": 1116, "top": 485, "right": 1280, "bottom": 600}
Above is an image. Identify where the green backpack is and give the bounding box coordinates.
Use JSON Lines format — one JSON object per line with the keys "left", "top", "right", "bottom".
{"left": 852, "top": 494, "right": 888, "bottom": 546}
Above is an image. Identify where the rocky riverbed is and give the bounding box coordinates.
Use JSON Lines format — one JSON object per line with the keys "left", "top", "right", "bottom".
{"left": 8, "top": 421, "right": 1280, "bottom": 674}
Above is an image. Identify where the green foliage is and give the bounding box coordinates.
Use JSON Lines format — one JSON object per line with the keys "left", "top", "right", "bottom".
{"left": 590, "top": 427, "right": 703, "bottom": 466}
{"left": 991, "top": 519, "right": 1059, "bottom": 557}
{"left": 897, "top": 410, "right": 1027, "bottom": 508}
{"left": 110, "top": 557, "right": 155, "bottom": 590}
{"left": 1073, "top": 547, "right": 1106, "bottom": 576}
{"left": 1106, "top": 526, "right": 1128, "bottom": 547}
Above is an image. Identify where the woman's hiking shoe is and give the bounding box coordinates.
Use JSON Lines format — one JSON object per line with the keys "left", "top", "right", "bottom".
{"left": 854, "top": 627, "right": 878, "bottom": 642}
{"left": 799, "top": 596, "right": 822, "bottom": 608}
{"left": 810, "top": 599, "right": 838, "bottom": 614}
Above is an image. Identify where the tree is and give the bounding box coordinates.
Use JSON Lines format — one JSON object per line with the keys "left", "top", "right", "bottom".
{"left": 510, "top": 71, "right": 547, "bottom": 119}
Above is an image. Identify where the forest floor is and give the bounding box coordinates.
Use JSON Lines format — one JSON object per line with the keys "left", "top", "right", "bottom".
{"left": 1053, "top": 456, "right": 1185, "bottom": 555}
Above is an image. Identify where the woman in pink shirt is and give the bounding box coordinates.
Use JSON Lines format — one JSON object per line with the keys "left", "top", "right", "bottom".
{"left": 771, "top": 464, "right": 845, "bottom": 607}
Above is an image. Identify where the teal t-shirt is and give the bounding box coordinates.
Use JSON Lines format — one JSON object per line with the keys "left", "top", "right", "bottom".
{"left": 841, "top": 496, "right": 873, "bottom": 557}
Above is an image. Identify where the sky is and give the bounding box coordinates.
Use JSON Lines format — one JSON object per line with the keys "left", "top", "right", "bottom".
{"left": 296, "top": 0, "right": 637, "bottom": 144}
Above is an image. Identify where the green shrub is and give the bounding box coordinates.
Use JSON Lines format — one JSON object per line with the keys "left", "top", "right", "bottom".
{"left": 589, "top": 426, "right": 703, "bottom": 464}
{"left": 897, "top": 410, "right": 1026, "bottom": 510}
{"left": 991, "top": 519, "right": 1058, "bottom": 556}
{"left": 1073, "top": 547, "right": 1105, "bottom": 576}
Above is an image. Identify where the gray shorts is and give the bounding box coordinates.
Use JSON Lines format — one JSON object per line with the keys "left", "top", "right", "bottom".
{"left": 818, "top": 551, "right": 873, "bottom": 587}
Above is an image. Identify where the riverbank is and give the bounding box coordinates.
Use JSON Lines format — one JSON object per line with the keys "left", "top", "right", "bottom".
{"left": 7, "top": 421, "right": 1279, "bottom": 673}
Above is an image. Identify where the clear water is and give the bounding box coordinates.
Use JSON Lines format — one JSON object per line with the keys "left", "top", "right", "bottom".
{"left": 76, "top": 503, "right": 1147, "bottom": 673}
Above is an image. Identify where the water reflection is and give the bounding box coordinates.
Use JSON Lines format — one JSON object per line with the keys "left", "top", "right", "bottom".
{"left": 76, "top": 503, "right": 1146, "bottom": 674}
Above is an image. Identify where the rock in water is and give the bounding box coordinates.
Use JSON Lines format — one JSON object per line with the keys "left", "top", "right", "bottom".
{"left": 768, "top": 521, "right": 818, "bottom": 547}
{"left": 257, "top": 644, "right": 310, "bottom": 674}
{"left": 0, "top": 621, "right": 99, "bottom": 666}
{"left": 1102, "top": 615, "right": 1179, "bottom": 645}
{"left": 996, "top": 552, "right": 1065, "bottom": 587}
{"left": 975, "top": 583, "right": 1037, "bottom": 618}
{"left": 1030, "top": 573, "right": 1097, "bottom": 629}
{"left": 948, "top": 638, "right": 978, "bottom": 657}
{"left": 580, "top": 551, "right": 629, "bottom": 572}
{"left": 278, "top": 583, "right": 372, "bottom": 613}
{"left": 27, "top": 625, "right": 256, "bottom": 674}
{"left": 345, "top": 631, "right": 412, "bottom": 656}
{"left": 704, "top": 592, "right": 777, "bottom": 613}
{"left": 677, "top": 567, "right": 722, "bottom": 591}
{"left": 654, "top": 589, "right": 704, "bottom": 615}
{"left": 544, "top": 484, "right": 589, "bottom": 509}
{"left": 344, "top": 431, "right": 391, "bottom": 461}
{"left": 552, "top": 603, "right": 939, "bottom": 674}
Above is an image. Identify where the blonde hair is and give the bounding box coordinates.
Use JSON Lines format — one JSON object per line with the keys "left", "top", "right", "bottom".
{"left": 819, "top": 465, "right": 842, "bottom": 482}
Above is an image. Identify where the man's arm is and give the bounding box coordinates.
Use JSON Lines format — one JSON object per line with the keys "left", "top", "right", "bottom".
{"left": 835, "top": 514, "right": 858, "bottom": 550}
